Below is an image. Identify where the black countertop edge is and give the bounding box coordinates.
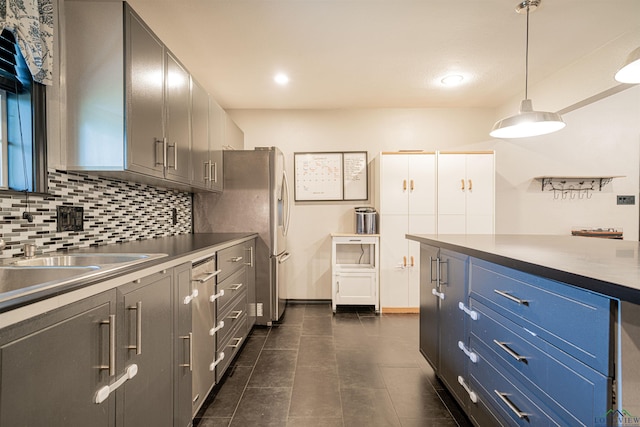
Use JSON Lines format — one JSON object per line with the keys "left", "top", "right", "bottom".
{"left": 407, "top": 234, "right": 640, "bottom": 305}
{"left": 0, "top": 233, "right": 258, "bottom": 314}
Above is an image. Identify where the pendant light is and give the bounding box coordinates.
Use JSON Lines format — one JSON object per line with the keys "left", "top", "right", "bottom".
{"left": 490, "top": 0, "right": 565, "bottom": 139}
{"left": 614, "top": 47, "right": 640, "bottom": 84}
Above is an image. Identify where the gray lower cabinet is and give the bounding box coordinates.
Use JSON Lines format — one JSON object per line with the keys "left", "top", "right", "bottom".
{"left": 419, "top": 243, "right": 439, "bottom": 369}
{"left": 0, "top": 291, "right": 116, "bottom": 427}
{"left": 174, "top": 262, "right": 194, "bottom": 427}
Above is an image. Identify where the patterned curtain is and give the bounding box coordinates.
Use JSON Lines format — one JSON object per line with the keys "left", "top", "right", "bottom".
{"left": 0, "top": 0, "right": 54, "bottom": 85}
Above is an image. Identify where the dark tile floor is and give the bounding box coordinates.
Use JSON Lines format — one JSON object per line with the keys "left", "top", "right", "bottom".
{"left": 194, "top": 302, "right": 473, "bottom": 427}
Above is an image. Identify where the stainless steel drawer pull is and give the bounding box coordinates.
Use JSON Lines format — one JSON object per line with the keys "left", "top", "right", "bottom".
{"left": 194, "top": 269, "right": 222, "bottom": 283}
{"left": 458, "top": 341, "right": 478, "bottom": 363}
{"left": 432, "top": 288, "right": 445, "bottom": 300}
{"left": 209, "top": 352, "right": 225, "bottom": 371}
{"left": 209, "top": 289, "right": 225, "bottom": 303}
{"left": 493, "top": 340, "right": 528, "bottom": 363}
{"left": 457, "top": 376, "right": 478, "bottom": 403}
{"left": 230, "top": 256, "right": 243, "bottom": 262}
{"left": 458, "top": 302, "right": 479, "bottom": 320}
{"left": 179, "top": 332, "right": 193, "bottom": 371}
{"left": 209, "top": 321, "right": 225, "bottom": 336}
{"left": 228, "top": 310, "right": 243, "bottom": 320}
{"left": 230, "top": 283, "right": 244, "bottom": 291}
{"left": 183, "top": 289, "right": 199, "bottom": 305}
{"left": 99, "top": 314, "right": 116, "bottom": 376}
{"left": 494, "top": 290, "right": 529, "bottom": 306}
{"left": 494, "top": 390, "right": 530, "bottom": 421}
{"left": 244, "top": 246, "right": 254, "bottom": 266}
{"left": 227, "top": 337, "right": 243, "bottom": 349}
{"left": 127, "top": 301, "right": 142, "bottom": 355}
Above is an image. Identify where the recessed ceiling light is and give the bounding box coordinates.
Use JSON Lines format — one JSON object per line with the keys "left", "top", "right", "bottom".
{"left": 274, "top": 73, "right": 289, "bottom": 85}
{"left": 440, "top": 74, "right": 464, "bottom": 86}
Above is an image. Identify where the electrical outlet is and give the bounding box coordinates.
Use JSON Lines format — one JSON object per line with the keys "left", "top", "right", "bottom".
{"left": 57, "top": 206, "right": 84, "bottom": 231}
{"left": 617, "top": 195, "right": 635, "bottom": 205}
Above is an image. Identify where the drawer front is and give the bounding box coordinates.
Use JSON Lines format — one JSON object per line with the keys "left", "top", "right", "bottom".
{"left": 469, "top": 344, "right": 561, "bottom": 427}
{"left": 216, "top": 293, "right": 248, "bottom": 347}
{"left": 216, "top": 267, "right": 247, "bottom": 315}
{"left": 470, "top": 258, "right": 612, "bottom": 375}
{"left": 218, "top": 244, "right": 248, "bottom": 282}
{"left": 470, "top": 299, "right": 610, "bottom": 426}
{"left": 215, "top": 316, "right": 248, "bottom": 382}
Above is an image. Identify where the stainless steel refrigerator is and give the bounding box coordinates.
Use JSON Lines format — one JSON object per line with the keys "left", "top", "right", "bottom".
{"left": 194, "top": 147, "right": 291, "bottom": 325}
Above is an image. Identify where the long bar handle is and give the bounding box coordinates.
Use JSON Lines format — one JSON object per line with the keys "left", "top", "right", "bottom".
{"left": 127, "top": 301, "right": 142, "bottom": 355}
{"left": 94, "top": 364, "right": 138, "bottom": 404}
{"left": 167, "top": 142, "right": 178, "bottom": 170}
{"left": 204, "top": 161, "right": 210, "bottom": 181}
{"left": 183, "top": 289, "right": 199, "bottom": 305}
{"left": 494, "top": 390, "right": 529, "bottom": 420}
{"left": 209, "top": 289, "right": 225, "bottom": 303}
{"left": 212, "top": 162, "right": 218, "bottom": 183}
{"left": 227, "top": 337, "right": 243, "bottom": 349}
{"left": 458, "top": 376, "right": 478, "bottom": 403}
{"left": 155, "top": 138, "right": 166, "bottom": 167}
{"left": 99, "top": 314, "right": 116, "bottom": 376}
{"left": 209, "top": 320, "right": 225, "bottom": 336}
{"left": 229, "top": 283, "right": 244, "bottom": 291}
{"left": 209, "top": 352, "right": 225, "bottom": 372}
{"left": 244, "top": 246, "right": 254, "bottom": 266}
{"left": 432, "top": 288, "right": 445, "bottom": 300}
{"left": 493, "top": 340, "right": 528, "bottom": 363}
{"left": 179, "top": 332, "right": 193, "bottom": 371}
{"left": 458, "top": 341, "right": 479, "bottom": 363}
{"left": 494, "top": 289, "right": 529, "bottom": 306}
{"left": 279, "top": 252, "right": 291, "bottom": 263}
{"left": 458, "top": 302, "right": 479, "bottom": 320}
{"left": 193, "top": 269, "right": 222, "bottom": 283}
{"left": 429, "top": 256, "right": 438, "bottom": 283}
{"left": 230, "top": 256, "right": 243, "bottom": 263}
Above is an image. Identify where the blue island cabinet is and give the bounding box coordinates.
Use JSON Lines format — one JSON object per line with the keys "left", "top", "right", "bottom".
{"left": 419, "top": 246, "right": 615, "bottom": 426}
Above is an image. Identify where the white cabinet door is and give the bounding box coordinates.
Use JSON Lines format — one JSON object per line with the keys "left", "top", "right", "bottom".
{"left": 380, "top": 154, "right": 409, "bottom": 215}
{"left": 380, "top": 214, "right": 409, "bottom": 307}
{"left": 466, "top": 154, "right": 494, "bottom": 233}
{"left": 437, "top": 153, "right": 467, "bottom": 217}
{"left": 408, "top": 154, "right": 437, "bottom": 216}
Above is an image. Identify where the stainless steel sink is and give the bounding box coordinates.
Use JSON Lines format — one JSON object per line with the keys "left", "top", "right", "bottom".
{"left": 0, "top": 266, "right": 99, "bottom": 295}
{"left": 12, "top": 253, "right": 159, "bottom": 267}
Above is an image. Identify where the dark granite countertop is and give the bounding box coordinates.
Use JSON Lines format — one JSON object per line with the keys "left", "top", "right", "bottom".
{"left": 407, "top": 234, "right": 640, "bottom": 304}
{"left": 0, "top": 233, "right": 257, "bottom": 315}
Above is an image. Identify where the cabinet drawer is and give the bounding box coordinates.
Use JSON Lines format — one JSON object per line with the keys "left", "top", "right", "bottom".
{"left": 470, "top": 299, "right": 610, "bottom": 426}
{"left": 215, "top": 316, "right": 247, "bottom": 382}
{"left": 469, "top": 258, "right": 613, "bottom": 375}
{"left": 216, "top": 267, "right": 247, "bottom": 315}
{"left": 470, "top": 345, "right": 560, "bottom": 427}
{"left": 218, "top": 244, "right": 248, "bottom": 281}
{"left": 216, "top": 293, "right": 248, "bottom": 346}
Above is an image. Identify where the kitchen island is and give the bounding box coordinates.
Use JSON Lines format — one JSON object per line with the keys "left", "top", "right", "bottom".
{"left": 407, "top": 234, "right": 640, "bottom": 427}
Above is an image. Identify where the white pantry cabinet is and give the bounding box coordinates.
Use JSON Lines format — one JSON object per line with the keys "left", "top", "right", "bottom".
{"left": 378, "top": 152, "right": 437, "bottom": 310}
{"left": 437, "top": 152, "right": 495, "bottom": 234}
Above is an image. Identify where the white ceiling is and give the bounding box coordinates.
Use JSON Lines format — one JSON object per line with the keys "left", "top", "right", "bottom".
{"left": 123, "top": 0, "right": 640, "bottom": 110}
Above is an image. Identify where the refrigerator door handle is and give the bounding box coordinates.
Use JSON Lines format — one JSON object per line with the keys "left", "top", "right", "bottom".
{"left": 282, "top": 170, "right": 291, "bottom": 236}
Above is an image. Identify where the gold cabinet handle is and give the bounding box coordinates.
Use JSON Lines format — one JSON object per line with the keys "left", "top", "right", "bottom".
{"left": 403, "top": 180, "right": 407, "bottom": 191}
{"left": 403, "top": 256, "right": 407, "bottom": 267}
{"left": 410, "top": 179, "right": 414, "bottom": 191}
{"left": 410, "top": 256, "right": 414, "bottom": 267}
{"left": 469, "top": 179, "right": 473, "bottom": 191}
{"left": 461, "top": 179, "right": 465, "bottom": 190}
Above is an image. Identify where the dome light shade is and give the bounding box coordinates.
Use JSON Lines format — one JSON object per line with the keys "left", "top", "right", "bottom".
{"left": 614, "top": 47, "right": 640, "bottom": 84}
{"left": 490, "top": 99, "right": 565, "bottom": 138}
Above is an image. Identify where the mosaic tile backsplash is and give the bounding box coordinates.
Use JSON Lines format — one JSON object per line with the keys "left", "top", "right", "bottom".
{"left": 0, "top": 170, "right": 192, "bottom": 259}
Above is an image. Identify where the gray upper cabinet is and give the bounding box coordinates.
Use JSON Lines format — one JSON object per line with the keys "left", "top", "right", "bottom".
{"left": 65, "top": 2, "right": 226, "bottom": 191}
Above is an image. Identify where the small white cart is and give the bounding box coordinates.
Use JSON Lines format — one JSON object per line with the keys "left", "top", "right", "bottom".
{"left": 331, "top": 233, "right": 380, "bottom": 313}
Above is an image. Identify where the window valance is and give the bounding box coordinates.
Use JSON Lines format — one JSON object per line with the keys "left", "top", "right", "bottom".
{"left": 0, "top": 0, "right": 53, "bottom": 85}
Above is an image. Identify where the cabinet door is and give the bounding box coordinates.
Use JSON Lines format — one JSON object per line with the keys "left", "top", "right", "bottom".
{"left": 191, "top": 78, "right": 210, "bottom": 189}
{"left": 335, "top": 272, "right": 377, "bottom": 306}
{"left": 165, "top": 52, "right": 192, "bottom": 183}
{"left": 408, "top": 154, "right": 436, "bottom": 216}
{"left": 245, "top": 240, "right": 257, "bottom": 330}
{"left": 0, "top": 292, "right": 115, "bottom": 427}
{"left": 380, "top": 214, "right": 410, "bottom": 307}
{"left": 174, "top": 263, "right": 193, "bottom": 427}
{"left": 379, "top": 154, "right": 408, "bottom": 215}
{"left": 438, "top": 250, "right": 470, "bottom": 409}
{"left": 119, "top": 271, "right": 173, "bottom": 427}
{"left": 126, "top": 10, "right": 165, "bottom": 178}
{"left": 465, "top": 153, "right": 494, "bottom": 234}
{"left": 419, "top": 244, "right": 439, "bottom": 370}
{"left": 209, "top": 100, "right": 225, "bottom": 191}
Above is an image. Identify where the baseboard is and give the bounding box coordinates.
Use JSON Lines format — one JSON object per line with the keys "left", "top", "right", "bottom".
{"left": 382, "top": 307, "right": 419, "bottom": 314}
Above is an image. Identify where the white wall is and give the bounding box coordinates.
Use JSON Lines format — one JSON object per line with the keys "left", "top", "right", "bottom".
{"left": 229, "top": 86, "right": 640, "bottom": 300}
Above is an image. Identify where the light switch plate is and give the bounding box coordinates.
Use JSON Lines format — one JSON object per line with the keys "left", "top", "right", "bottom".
{"left": 617, "top": 195, "right": 635, "bottom": 205}
{"left": 57, "top": 205, "right": 84, "bottom": 231}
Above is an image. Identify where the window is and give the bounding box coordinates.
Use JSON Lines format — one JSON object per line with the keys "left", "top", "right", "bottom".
{"left": 0, "top": 28, "right": 47, "bottom": 193}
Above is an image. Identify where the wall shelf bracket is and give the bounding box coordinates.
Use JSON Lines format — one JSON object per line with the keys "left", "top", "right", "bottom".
{"left": 535, "top": 176, "right": 623, "bottom": 199}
